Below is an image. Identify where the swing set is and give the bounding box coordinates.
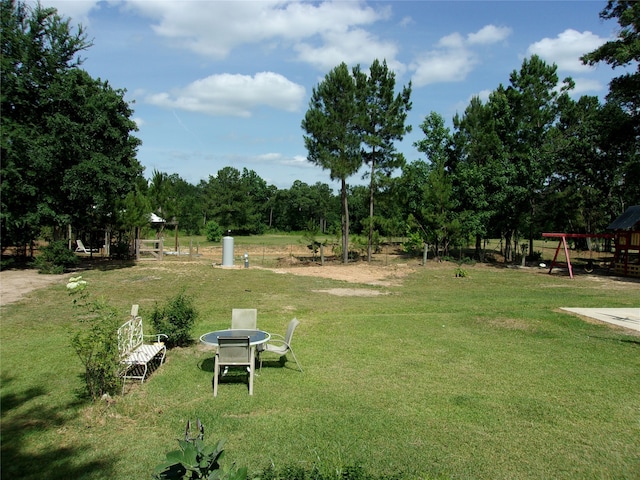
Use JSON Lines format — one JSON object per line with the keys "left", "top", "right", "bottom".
{"left": 541, "top": 232, "right": 614, "bottom": 279}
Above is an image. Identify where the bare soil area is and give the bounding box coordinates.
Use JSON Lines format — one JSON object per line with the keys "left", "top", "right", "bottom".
{"left": 265, "top": 261, "right": 415, "bottom": 286}
{"left": 263, "top": 261, "right": 416, "bottom": 296}
{"left": 0, "top": 269, "right": 67, "bottom": 306}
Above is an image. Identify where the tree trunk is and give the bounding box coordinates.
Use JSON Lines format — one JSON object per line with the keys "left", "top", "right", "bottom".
{"left": 341, "top": 178, "right": 349, "bottom": 263}
{"left": 504, "top": 230, "right": 512, "bottom": 263}
{"left": 367, "top": 158, "right": 375, "bottom": 262}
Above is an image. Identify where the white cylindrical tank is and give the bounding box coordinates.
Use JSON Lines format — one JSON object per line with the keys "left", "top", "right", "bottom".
{"left": 222, "top": 236, "right": 234, "bottom": 266}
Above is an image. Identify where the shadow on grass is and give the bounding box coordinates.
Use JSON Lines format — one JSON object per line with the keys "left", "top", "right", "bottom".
{"left": 196, "top": 359, "right": 253, "bottom": 393}
{"left": 120, "top": 357, "right": 167, "bottom": 395}
{"left": 1, "top": 374, "right": 116, "bottom": 480}
{"left": 587, "top": 334, "right": 640, "bottom": 347}
{"left": 199, "top": 357, "right": 215, "bottom": 373}
{"left": 198, "top": 356, "right": 288, "bottom": 374}
{"left": 74, "top": 257, "right": 137, "bottom": 272}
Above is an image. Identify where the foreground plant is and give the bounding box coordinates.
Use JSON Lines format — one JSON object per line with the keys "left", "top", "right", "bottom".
{"left": 67, "top": 276, "right": 121, "bottom": 399}
{"left": 154, "top": 420, "right": 247, "bottom": 480}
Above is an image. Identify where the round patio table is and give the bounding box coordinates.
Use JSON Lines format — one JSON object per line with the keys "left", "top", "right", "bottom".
{"left": 199, "top": 329, "right": 270, "bottom": 347}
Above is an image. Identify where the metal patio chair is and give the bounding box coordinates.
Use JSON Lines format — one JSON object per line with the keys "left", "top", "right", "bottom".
{"left": 260, "top": 318, "right": 302, "bottom": 372}
{"left": 213, "top": 336, "right": 254, "bottom": 396}
{"left": 231, "top": 308, "right": 257, "bottom": 330}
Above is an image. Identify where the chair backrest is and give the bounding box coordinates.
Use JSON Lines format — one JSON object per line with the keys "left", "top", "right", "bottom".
{"left": 285, "top": 318, "right": 300, "bottom": 345}
{"left": 117, "top": 316, "right": 144, "bottom": 356}
{"left": 231, "top": 309, "right": 257, "bottom": 330}
{"left": 217, "top": 336, "right": 251, "bottom": 366}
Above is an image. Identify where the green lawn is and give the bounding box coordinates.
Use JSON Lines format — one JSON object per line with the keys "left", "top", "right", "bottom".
{"left": 1, "top": 257, "right": 638, "bottom": 479}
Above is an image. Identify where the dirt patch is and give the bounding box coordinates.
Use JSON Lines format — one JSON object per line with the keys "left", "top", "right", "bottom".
{"left": 263, "top": 262, "right": 415, "bottom": 287}
{"left": 312, "top": 288, "right": 389, "bottom": 297}
{"left": 0, "top": 269, "right": 66, "bottom": 306}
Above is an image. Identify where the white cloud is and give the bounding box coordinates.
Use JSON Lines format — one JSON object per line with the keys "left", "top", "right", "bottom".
{"left": 411, "top": 49, "right": 477, "bottom": 87}
{"left": 399, "top": 16, "right": 414, "bottom": 27}
{"left": 471, "top": 89, "right": 493, "bottom": 103}
{"left": 438, "top": 32, "right": 466, "bottom": 49}
{"left": 255, "top": 153, "right": 313, "bottom": 169}
{"left": 257, "top": 153, "right": 282, "bottom": 162}
{"left": 121, "top": 0, "right": 404, "bottom": 74}
{"left": 527, "top": 29, "right": 606, "bottom": 72}
{"left": 410, "top": 24, "right": 510, "bottom": 87}
{"left": 146, "top": 72, "right": 306, "bottom": 117}
{"left": 34, "top": 0, "right": 101, "bottom": 25}
{"left": 295, "top": 28, "right": 402, "bottom": 73}
{"left": 570, "top": 77, "right": 605, "bottom": 96}
{"left": 467, "top": 25, "right": 512, "bottom": 45}
{"left": 125, "top": 0, "right": 387, "bottom": 59}
{"left": 410, "top": 32, "right": 477, "bottom": 87}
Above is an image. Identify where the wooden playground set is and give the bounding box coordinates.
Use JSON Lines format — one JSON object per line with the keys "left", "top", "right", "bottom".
{"left": 543, "top": 205, "right": 640, "bottom": 279}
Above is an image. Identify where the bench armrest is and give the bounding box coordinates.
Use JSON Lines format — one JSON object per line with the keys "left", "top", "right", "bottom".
{"left": 144, "top": 333, "right": 168, "bottom": 343}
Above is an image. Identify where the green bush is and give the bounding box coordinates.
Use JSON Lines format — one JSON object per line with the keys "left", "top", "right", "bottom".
{"left": 34, "top": 240, "right": 79, "bottom": 273}
{"left": 454, "top": 266, "right": 468, "bottom": 278}
{"left": 402, "top": 231, "right": 424, "bottom": 256}
{"left": 0, "top": 256, "right": 15, "bottom": 270}
{"left": 110, "top": 238, "right": 132, "bottom": 259}
{"left": 526, "top": 250, "right": 543, "bottom": 262}
{"left": 150, "top": 291, "right": 197, "bottom": 348}
{"left": 67, "top": 276, "right": 121, "bottom": 400}
{"left": 205, "top": 220, "right": 224, "bottom": 242}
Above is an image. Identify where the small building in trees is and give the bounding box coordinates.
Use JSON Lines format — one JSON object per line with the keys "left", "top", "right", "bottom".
{"left": 608, "top": 205, "right": 640, "bottom": 278}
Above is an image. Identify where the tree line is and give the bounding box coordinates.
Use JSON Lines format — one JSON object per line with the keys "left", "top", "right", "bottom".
{"left": 2, "top": 0, "right": 638, "bottom": 262}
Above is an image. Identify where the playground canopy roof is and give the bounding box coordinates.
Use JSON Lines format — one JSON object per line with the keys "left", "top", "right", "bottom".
{"left": 608, "top": 205, "right": 640, "bottom": 231}
{"left": 149, "top": 213, "right": 165, "bottom": 224}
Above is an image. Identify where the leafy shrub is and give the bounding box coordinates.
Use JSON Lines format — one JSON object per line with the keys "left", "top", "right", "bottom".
{"left": 370, "top": 230, "right": 382, "bottom": 254}
{"left": 34, "top": 240, "right": 79, "bottom": 273}
{"left": 303, "top": 221, "right": 325, "bottom": 260}
{"left": 402, "top": 231, "right": 424, "bottom": 256}
{"left": 526, "top": 250, "right": 542, "bottom": 262}
{"left": 67, "top": 276, "right": 121, "bottom": 399}
{"left": 205, "top": 220, "right": 224, "bottom": 242}
{"left": 150, "top": 291, "right": 197, "bottom": 348}
{"left": 110, "top": 238, "right": 132, "bottom": 259}
{"left": 0, "top": 256, "right": 15, "bottom": 270}
{"left": 349, "top": 235, "right": 368, "bottom": 259}
{"left": 454, "top": 266, "right": 468, "bottom": 278}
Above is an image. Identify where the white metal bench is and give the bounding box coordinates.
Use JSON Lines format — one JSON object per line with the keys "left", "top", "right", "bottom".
{"left": 118, "top": 305, "right": 167, "bottom": 393}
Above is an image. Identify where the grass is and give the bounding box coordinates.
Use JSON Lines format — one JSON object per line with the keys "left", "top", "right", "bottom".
{"left": 1, "top": 254, "right": 639, "bottom": 479}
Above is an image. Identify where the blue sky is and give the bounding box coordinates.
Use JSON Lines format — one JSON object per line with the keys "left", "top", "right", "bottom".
{"left": 38, "top": 1, "right": 628, "bottom": 190}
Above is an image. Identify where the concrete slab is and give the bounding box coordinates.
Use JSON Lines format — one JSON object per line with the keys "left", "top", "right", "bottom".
{"left": 560, "top": 308, "right": 640, "bottom": 332}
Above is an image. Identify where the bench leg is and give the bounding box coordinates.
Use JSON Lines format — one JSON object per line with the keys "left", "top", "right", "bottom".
{"left": 140, "top": 363, "right": 149, "bottom": 383}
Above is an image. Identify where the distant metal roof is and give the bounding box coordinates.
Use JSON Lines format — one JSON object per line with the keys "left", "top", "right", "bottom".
{"left": 607, "top": 205, "right": 640, "bottom": 230}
